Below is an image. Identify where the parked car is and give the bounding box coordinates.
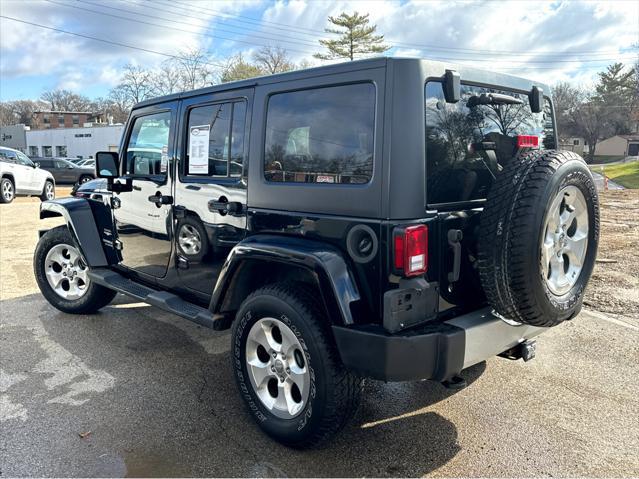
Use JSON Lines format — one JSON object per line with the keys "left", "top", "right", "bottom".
{"left": 77, "top": 159, "right": 95, "bottom": 168}
{"left": 70, "top": 177, "right": 108, "bottom": 201}
{"left": 33, "top": 58, "right": 600, "bottom": 447}
{"left": 56, "top": 157, "right": 82, "bottom": 165}
{"left": 36, "top": 157, "right": 95, "bottom": 184}
{"left": 0, "top": 146, "right": 55, "bottom": 203}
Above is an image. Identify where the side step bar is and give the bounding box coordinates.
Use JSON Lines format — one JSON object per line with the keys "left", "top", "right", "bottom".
{"left": 88, "top": 268, "right": 224, "bottom": 330}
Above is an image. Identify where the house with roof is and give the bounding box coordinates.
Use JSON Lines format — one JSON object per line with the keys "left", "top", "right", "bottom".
{"left": 593, "top": 134, "right": 639, "bottom": 157}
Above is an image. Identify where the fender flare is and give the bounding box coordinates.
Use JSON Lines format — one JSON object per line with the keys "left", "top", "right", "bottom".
{"left": 40, "top": 198, "right": 109, "bottom": 267}
{"left": 210, "top": 235, "right": 361, "bottom": 325}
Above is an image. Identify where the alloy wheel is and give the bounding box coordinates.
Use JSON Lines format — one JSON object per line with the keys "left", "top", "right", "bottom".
{"left": 541, "top": 185, "right": 589, "bottom": 295}
{"left": 178, "top": 224, "right": 202, "bottom": 255}
{"left": 44, "top": 243, "right": 89, "bottom": 300}
{"left": 45, "top": 182, "right": 55, "bottom": 200}
{"left": 245, "top": 317, "right": 310, "bottom": 419}
{"left": 2, "top": 180, "right": 14, "bottom": 202}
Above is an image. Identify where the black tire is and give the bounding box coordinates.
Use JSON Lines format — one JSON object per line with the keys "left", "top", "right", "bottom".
{"left": 34, "top": 225, "right": 117, "bottom": 314}
{"left": 231, "top": 282, "right": 362, "bottom": 448}
{"left": 176, "top": 216, "right": 209, "bottom": 262}
{"left": 78, "top": 175, "right": 93, "bottom": 185}
{"left": 39, "top": 180, "right": 55, "bottom": 202}
{"left": 0, "top": 177, "right": 15, "bottom": 204}
{"left": 478, "top": 150, "right": 599, "bottom": 327}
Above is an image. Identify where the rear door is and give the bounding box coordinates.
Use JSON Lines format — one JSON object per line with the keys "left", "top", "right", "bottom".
{"left": 53, "top": 159, "right": 76, "bottom": 183}
{"left": 424, "top": 80, "right": 556, "bottom": 311}
{"left": 113, "top": 104, "right": 177, "bottom": 279}
{"left": 173, "top": 89, "right": 252, "bottom": 295}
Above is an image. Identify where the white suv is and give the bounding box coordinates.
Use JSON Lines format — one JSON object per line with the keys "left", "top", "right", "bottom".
{"left": 0, "top": 146, "right": 55, "bottom": 203}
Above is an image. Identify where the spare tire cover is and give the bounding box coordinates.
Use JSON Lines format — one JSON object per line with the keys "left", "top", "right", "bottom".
{"left": 478, "top": 150, "right": 599, "bottom": 327}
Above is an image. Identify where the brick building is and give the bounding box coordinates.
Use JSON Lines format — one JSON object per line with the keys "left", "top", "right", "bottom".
{"left": 31, "top": 111, "right": 93, "bottom": 130}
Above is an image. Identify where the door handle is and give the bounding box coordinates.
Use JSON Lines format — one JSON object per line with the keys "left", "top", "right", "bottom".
{"left": 148, "top": 193, "right": 173, "bottom": 205}
{"left": 208, "top": 199, "right": 244, "bottom": 215}
{"left": 133, "top": 185, "right": 142, "bottom": 191}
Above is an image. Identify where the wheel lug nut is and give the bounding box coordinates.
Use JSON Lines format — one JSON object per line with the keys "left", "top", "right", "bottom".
{"left": 272, "top": 352, "right": 277, "bottom": 358}
{"left": 270, "top": 366, "right": 275, "bottom": 372}
{"left": 280, "top": 377, "right": 285, "bottom": 383}
{"left": 286, "top": 368, "right": 291, "bottom": 374}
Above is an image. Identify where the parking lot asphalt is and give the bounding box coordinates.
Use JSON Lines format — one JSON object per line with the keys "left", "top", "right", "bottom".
{"left": 1, "top": 196, "right": 638, "bottom": 477}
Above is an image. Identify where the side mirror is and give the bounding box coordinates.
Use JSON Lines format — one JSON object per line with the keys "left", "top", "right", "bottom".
{"left": 34, "top": 163, "right": 39, "bottom": 168}
{"left": 443, "top": 69, "right": 460, "bottom": 103}
{"left": 95, "top": 151, "right": 119, "bottom": 178}
{"left": 529, "top": 86, "right": 543, "bottom": 113}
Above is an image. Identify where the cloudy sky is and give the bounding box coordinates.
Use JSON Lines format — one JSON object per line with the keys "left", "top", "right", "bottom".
{"left": 0, "top": 0, "right": 637, "bottom": 101}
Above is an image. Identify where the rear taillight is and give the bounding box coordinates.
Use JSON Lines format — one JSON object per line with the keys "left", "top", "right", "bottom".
{"left": 517, "top": 135, "right": 539, "bottom": 148}
{"left": 393, "top": 225, "right": 428, "bottom": 277}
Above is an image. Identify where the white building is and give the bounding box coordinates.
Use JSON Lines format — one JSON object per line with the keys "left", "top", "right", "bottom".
{"left": 26, "top": 124, "right": 124, "bottom": 159}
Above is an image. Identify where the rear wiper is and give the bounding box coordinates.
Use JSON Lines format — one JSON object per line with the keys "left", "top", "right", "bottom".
{"left": 467, "top": 93, "right": 524, "bottom": 108}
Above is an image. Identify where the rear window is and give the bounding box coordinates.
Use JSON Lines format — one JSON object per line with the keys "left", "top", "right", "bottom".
{"left": 264, "top": 83, "right": 375, "bottom": 184}
{"left": 425, "top": 82, "right": 555, "bottom": 205}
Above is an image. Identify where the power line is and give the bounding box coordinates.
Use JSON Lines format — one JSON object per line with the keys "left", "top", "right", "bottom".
{"left": 45, "top": 0, "right": 634, "bottom": 65}
{"left": 167, "top": 0, "right": 637, "bottom": 58}
{"left": 0, "top": 15, "right": 227, "bottom": 68}
{"left": 0, "top": 15, "right": 621, "bottom": 74}
{"left": 146, "top": 0, "right": 325, "bottom": 41}
{"left": 66, "top": 0, "right": 319, "bottom": 54}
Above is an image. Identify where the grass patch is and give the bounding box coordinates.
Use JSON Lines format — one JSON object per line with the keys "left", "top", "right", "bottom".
{"left": 592, "top": 161, "right": 639, "bottom": 189}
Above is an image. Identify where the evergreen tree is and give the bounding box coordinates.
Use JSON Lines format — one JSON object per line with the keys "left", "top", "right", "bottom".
{"left": 314, "top": 12, "right": 390, "bottom": 61}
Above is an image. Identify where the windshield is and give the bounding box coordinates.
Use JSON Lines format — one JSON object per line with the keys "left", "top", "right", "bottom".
{"left": 425, "top": 82, "right": 555, "bottom": 204}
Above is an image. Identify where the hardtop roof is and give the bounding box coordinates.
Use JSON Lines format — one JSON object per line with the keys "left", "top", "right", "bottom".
{"left": 133, "top": 57, "right": 552, "bottom": 109}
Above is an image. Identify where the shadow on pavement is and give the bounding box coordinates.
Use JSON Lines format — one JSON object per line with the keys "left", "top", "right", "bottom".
{"left": 2, "top": 293, "right": 487, "bottom": 477}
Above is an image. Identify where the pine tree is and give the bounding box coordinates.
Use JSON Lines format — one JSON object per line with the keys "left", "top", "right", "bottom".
{"left": 594, "top": 62, "right": 635, "bottom": 135}
{"left": 314, "top": 12, "right": 390, "bottom": 61}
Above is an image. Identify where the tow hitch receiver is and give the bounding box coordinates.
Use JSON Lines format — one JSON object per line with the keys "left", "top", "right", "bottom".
{"left": 499, "top": 340, "right": 537, "bottom": 362}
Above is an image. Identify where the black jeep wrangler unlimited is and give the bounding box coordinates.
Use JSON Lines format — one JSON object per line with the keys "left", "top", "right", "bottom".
{"left": 34, "top": 58, "right": 599, "bottom": 447}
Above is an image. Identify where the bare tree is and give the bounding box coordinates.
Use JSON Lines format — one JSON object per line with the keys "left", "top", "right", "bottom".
{"left": 40, "top": 89, "right": 91, "bottom": 111}
{"left": 152, "top": 61, "right": 183, "bottom": 96}
{"left": 118, "top": 64, "right": 154, "bottom": 104}
{"left": 90, "top": 87, "right": 132, "bottom": 124}
{"left": 571, "top": 99, "right": 612, "bottom": 162}
{"left": 0, "top": 103, "right": 16, "bottom": 126}
{"left": 253, "top": 46, "right": 294, "bottom": 74}
{"left": 174, "top": 48, "right": 214, "bottom": 91}
{"left": 0, "top": 100, "right": 46, "bottom": 126}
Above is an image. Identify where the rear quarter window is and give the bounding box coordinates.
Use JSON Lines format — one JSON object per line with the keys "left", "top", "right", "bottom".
{"left": 264, "top": 83, "right": 375, "bottom": 185}
{"left": 425, "top": 81, "right": 555, "bottom": 205}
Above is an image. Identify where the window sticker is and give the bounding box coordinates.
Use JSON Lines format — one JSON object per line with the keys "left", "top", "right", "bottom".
{"left": 160, "top": 145, "right": 169, "bottom": 173}
{"left": 189, "top": 124, "right": 210, "bottom": 174}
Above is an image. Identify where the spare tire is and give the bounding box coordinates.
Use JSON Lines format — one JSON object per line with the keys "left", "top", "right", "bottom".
{"left": 478, "top": 150, "right": 599, "bottom": 327}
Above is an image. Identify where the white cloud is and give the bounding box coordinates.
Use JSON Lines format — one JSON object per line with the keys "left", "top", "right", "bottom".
{"left": 261, "top": 0, "right": 638, "bottom": 84}
{"left": 0, "top": 0, "right": 637, "bottom": 98}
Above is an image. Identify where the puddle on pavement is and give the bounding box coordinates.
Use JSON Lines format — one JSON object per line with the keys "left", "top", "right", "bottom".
{"left": 124, "top": 451, "right": 191, "bottom": 477}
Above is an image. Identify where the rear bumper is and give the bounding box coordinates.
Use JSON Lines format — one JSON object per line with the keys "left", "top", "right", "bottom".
{"left": 332, "top": 307, "right": 546, "bottom": 382}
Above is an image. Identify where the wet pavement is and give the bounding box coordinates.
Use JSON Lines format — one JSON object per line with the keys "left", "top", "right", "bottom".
{"left": 1, "top": 293, "right": 638, "bottom": 477}
{"left": 591, "top": 171, "right": 624, "bottom": 191}
{"left": 1, "top": 196, "right": 638, "bottom": 477}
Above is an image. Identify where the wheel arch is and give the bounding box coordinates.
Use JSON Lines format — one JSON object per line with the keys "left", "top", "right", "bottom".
{"left": 210, "top": 235, "right": 361, "bottom": 329}
{"left": 1, "top": 172, "right": 15, "bottom": 183}
{"left": 40, "top": 198, "right": 109, "bottom": 267}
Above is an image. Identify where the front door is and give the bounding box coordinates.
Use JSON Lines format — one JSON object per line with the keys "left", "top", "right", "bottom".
{"left": 15, "top": 151, "right": 38, "bottom": 190}
{"left": 174, "top": 91, "right": 251, "bottom": 295}
{"left": 113, "top": 105, "right": 176, "bottom": 279}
